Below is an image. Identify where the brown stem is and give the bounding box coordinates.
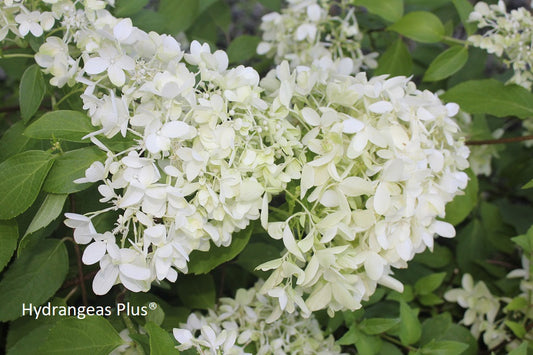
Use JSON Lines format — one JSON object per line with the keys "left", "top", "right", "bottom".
{"left": 466, "top": 135, "right": 533, "bottom": 146}
{"left": 486, "top": 259, "right": 516, "bottom": 269}
{"left": 0, "top": 105, "right": 20, "bottom": 113}
{"left": 61, "top": 270, "right": 98, "bottom": 289}
{"left": 72, "top": 241, "right": 88, "bottom": 306}
{"left": 68, "top": 195, "right": 88, "bottom": 306}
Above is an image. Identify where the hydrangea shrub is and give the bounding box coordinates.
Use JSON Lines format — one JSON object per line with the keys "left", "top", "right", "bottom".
{"left": 0, "top": 0, "right": 532, "bottom": 354}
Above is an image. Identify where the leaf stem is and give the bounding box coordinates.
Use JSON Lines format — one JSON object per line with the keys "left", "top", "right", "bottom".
{"left": 465, "top": 135, "right": 533, "bottom": 145}
{"left": 380, "top": 334, "right": 418, "bottom": 352}
{"left": 442, "top": 36, "right": 468, "bottom": 46}
{"left": 1, "top": 53, "right": 34, "bottom": 59}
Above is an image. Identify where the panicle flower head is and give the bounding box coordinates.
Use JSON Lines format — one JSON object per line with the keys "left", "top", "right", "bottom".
{"left": 257, "top": 63, "right": 469, "bottom": 317}
{"left": 444, "top": 273, "right": 509, "bottom": 349}
{"left": 173, "top": 281, "right": 343, "bottom": 355}
{"left": 27, "top": 3, "right": 303, "bottom": 295}
{"left": 468, "top": 1, "right": 533, "bottom": 89}
{"left": 257, "top": 0, "right": 378, "bottom": 74}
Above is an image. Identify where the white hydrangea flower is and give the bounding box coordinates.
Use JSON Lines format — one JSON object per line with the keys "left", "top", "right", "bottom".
{"left": 258, "top": 65, "right": 469, "bottom": 317}
{"left": 468, "top": 1, "right": 533, "bottom": 89}
{"left": 258, "top": 0, "right": 378, "bottom": 74}
{"left": 444, "top": 274, "right": 509, "bottom": 349}
{"left": 14, "top": 10, "right": 54, "bottom": 37}
{"left": 173, "top": 281, "right": 343, "bottom": 355}
{"left": 10, "top": 2, "right": 302, "bottom": 295}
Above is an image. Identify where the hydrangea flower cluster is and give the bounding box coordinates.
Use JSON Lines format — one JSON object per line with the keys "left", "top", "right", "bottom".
{"left": 1, "top": 1, "right": 469, "bottom": 318}
{"left": 172, "top": 281, "right": 342, "bottom": 355}
{"left": 2, "top": 1, "right": 301, "bottom": 295}
{"left": 444, "top": 274, "right": 508, "bottom": 349}
{"left": 257, "top": 0, "right": 378, "bottom": 74}
{"left": 468, "top": 1, "right": 533, "bottom": 89}
{"left": 256, "top": 63, "right": 469, "bottom": 316}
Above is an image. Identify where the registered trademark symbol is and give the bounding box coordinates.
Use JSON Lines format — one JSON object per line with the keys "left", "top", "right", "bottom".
{"left": 149, "top": 302, "right": 157, "bottom": 310}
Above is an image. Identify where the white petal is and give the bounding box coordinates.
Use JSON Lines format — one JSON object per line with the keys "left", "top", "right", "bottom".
{"left": 119, "top": 263, "right": 151, "bottom": 280}
{"left": 319, "top": 189, "right": 339, "bottom": 207}
{"left": 342, "top": 118, "right": 364, "bottom": 134}
{"left": 173, "top": 329, "right": 193, "bottom": 344}
{"left": 301, "top": 107, "right": 322, "bottom": 127}
{"left": 338, "top": 177, "right": 373, "bottom": 196}
{"left": 368, "top": 101, "right": 393, "bottom": 114}
{"left": 431, "top": 221, "right": 456, "bottom": 238}
{"left": 283, "top": 225, "right": 304, "bottom": 261}
{"left": 374, "top": 183, "right": 390, "bottom": 215}
{"left": 364, "top": 252, "right": 385, "bottom": 280}
{"left": 306, "top": 283, "right": 332, "bottom": 311}
{"left": 446, "top": 102, "right": 460, "bottom": 117}
{"left": 84, "top": 57, "right": 108, "bottom": 74}
{"left": 161, "top": 121, "right": 190, "bottom": 138}
{"left": 82, "top": 241, "right": 107, "bottom": 265}
{"left": 93, "top": 265, "right": 119, "bottom": 295}
{"left": 307, "top": 4, "right": 321, "bottom": 21}
{"left": 108, "top": 65, "right": 126, "bottom": 87}
{"left": 113, "top": 18, "right": 132, "bottom": 41}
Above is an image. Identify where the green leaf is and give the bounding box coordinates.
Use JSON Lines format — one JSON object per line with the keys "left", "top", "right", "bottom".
{"left": 188, "top": 224, "right": 253, "bottom": 274}
{"left": 114, "top": 0, "right": 149, "bottom": 17}
{"left": 339, "top": 325, "right": 383, "bottom": 353}
{"left": 360, "top": 318, "right": 400, "bottom": 335}
{"left": 522, "top": 179, "right": 533, "bottom": 189}
{"left": 508, "top": 342, "right": 528, "bottom": 355}
{"left": 20, "top": 64, "right": 46, "bottom": 122}
{"left": 504, "top": 297, "right": 529, "bottom": 312}
{"left": 176, "top": 274, "right": 215, "bottom": 310}
{"left": 0, "top": 239, "right": 68, "bottom": 321}
{"left": 0, "top": 121, "right": 50, "bottom": 162}
{"left": 511, "top": 225, "right": 533, "bottom": 253}
{"left": 131, "top": 9, "right": 167, "bottom": 33}
{"left": 388, "top": 11, "right": 445, "bottom": 43}
{"left": 421, "top": 314, "right": 478, "bottom": 354}
{"left": 0, "top": 219, "right": 18, "bottom": 272}
{"left": 0, "top": 150, "right": 54, "bottom": 220}
{"left": 354, "top": 0, "right": 404, "bottom": 23}
{"left": 145, "top": 302, "right": 165, "bottom": 326}
{"left": 505, "top": 320, "right": 526, "bottom": 339}
{"left": 374, "top": 38, "right": 413, "bottom": 77}
{"left": 378, "top": 342, "right": 403, "bottom": 355}
{"left": 338, "top": 325, "right": 358, "bottom": 345}
{"left": 421, "top": 340, "right": 469, "bottom": 355}
{"left": 452, "top": 0, "right": 476, "bottom": 35}
{"left": 25, "top": 110, "right": 94, "bottom": 142}
{"left": 227, "top": 35, "right": 261, "bottom": 64}
{"left": 39, "top": 316, "right": 124, "bottom": 355}
{"left": 441, "top": 79, "right": 533, "bottom": 118}
{"left": 207, "top": 1, "right": 231, "bottom": 33}
{"left": 8, "top": 323, "right": 57, "bottom": 355}
{"left": 424, "top": 46, "right": 468, "bottom": 82}
{"left": 444, "top": 169, "right": 478, "bottom": 225}
{"left": 23, "top": 194, "right": 67, "bottom": 238}
{"left": 43, "top": 147, "right": 106, "bottom": 194}
{"left": 144, "top": 322, "right": 179, "bottom": 355}
{"left": 399, "top": 301, "right": 421, "bottom": 345}
{"left": 258, "top": 0, "right": 281, "bottom": 11}
{"left": 413, "top": 244, "right": 453, "bottom": 269}
{"left": 419, "top": 293, "right": 444, "bottom": 306}
{"left": 420, "top": 313, "right": 452, "bottom": 345}
{"left": 159, "top": 0, "right": 199, "bottom": 33}
{"left": 480, "top": 202, "right": 515, "bottom": 254}
{"left": 415, "top": 272, "right": 446, "bottom": 295}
